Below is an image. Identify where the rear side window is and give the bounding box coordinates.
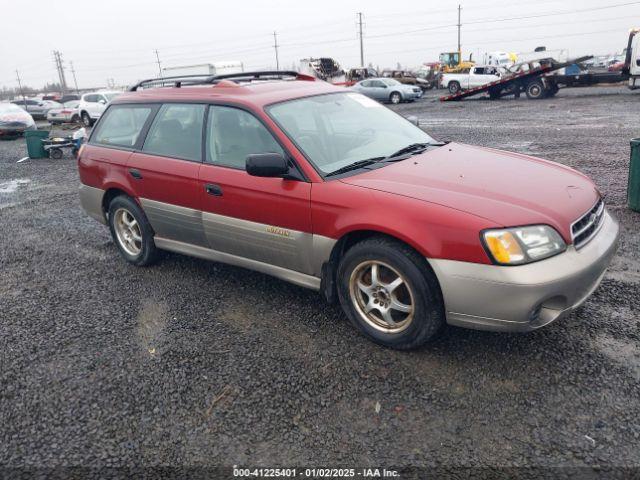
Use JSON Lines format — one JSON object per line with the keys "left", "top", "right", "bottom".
{"left": 206, "top": 106, "right": 284, "bottom": 169}
{"left": 142, "top": 103, "right": 205, "bottom": 161}
{"left": 92, "top": 105, "right": 152, "bottom": 148}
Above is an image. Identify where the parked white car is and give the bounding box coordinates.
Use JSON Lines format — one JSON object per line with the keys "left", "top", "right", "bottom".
{"left": 77, "top": 91, "right": 121, "bottom": 126}
{"left": 441, "top": 65, "right": 502, "bottom": 94}
{"left": 47, "top": 100, "right": 81, "bottom": 125}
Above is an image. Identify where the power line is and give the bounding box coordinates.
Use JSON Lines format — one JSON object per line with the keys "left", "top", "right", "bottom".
{"left": 357, "top": 12, "right": 365, "bottom": 67}
{"left": 273, "top": 31, "right": 280, "bottom": 70}
{"left": 154, "top": 50, "right": 163, "bottom": 78}
{"left": 15, "top": 70, "right": 26, "bottom": 103}
{"left": 70, "top": 61, "right": 80, "bottom": 95}
{"left": 52, "top": 50, "right": 68, "bottom": 92}
{"left": 457, "top": 5, "right": 462, "bottom": 57}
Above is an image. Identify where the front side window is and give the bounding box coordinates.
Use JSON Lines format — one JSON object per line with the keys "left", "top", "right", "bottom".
{"left": 268, "top": 93, "right": 435, "bottom": 176}
{"left": 142, "top": 103, "right": 205, "bottom": 161}
{"left": 92, "top": 105, "right": 152, "bottom": 148}
{"left": 206, "top": 106, "right": 284, "bottom": 169}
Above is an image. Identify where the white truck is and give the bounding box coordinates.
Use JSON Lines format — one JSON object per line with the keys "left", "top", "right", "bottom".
{"left": 162, "top": 61, "right": 244, "bottom": 78}
{"left": 440, "top": 65, "right": 501, "bottom": 94}
{"left": 479, "top": 51, "right": 514, "bottom": 68}
{"left": 299, "top": 58, "right": 346, "bottom": 84}
{"left": 624, "top": 28, "right": 640, "bottom": 89}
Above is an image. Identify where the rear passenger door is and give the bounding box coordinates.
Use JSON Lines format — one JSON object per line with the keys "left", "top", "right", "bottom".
{"left": 127, "top": 103, "right": 208, "bottom": 246}
{"left": 198, "top": 105, "right": 313, "bottom": 274}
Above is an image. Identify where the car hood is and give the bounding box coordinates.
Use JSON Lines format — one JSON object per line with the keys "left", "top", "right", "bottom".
{"left": 339, "top": 142, "right": 599, "bottom": 241}
{"left": 0, "top": 111, "right": 35, "bottom": 126}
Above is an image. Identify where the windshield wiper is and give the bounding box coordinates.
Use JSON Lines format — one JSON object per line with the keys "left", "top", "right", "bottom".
{"left": 382, "top": 142, "right": 433, "bottom": 161}
{"left": 325, "top": 157, "right": 385, "bottom": 177}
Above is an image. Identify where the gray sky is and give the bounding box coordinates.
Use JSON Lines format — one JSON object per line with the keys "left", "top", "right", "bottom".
{"left": 1, "top": 0, "right": 638, "bottom": 90}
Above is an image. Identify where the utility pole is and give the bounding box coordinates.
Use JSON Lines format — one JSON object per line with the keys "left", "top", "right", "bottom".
{"left": 154, "top": 49, "right": 163, "bottom": 78}
{"left": 70, "top": 61, "right": 80, "bottom": 96}
{"left": 273, "top": 31, "right": 280, "bottom": 70}
{"left": 52, "top": 50, "right": 68, "bottom": 93}
{"left": 15, "top": 70, "right": 26, "bottom": 103}
{"left": 457, "top": 4, "right": 462, "bottom": 65}
{"left": 357, "top": 12, "right": 364, "bottom": 67}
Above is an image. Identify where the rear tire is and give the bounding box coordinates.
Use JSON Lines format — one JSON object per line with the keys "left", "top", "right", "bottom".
{"left": 107, "top": 195, "right": 159, "bottom": 266}
{"left": 448, "top": 81, "right": 461, "bottom": 94}
{"left": 525, "top": 80, "right": 546, "bottom": 100}
{"left": 81, "top": 112, "right": 92, "bottom": 127}
{"left": 389, "top": 92, "right": 402, "bottom": 104}
{"left": 337, "top": 236, "right": 445, "bottom": 350}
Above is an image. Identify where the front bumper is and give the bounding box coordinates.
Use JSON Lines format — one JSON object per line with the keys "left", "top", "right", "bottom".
{"left": 428, "top": 210, "right": 619, "bottom": 332}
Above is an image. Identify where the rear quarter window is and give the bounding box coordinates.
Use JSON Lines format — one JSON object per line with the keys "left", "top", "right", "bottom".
{"left": 92, "top": 105, "right": 152, "bottom": 148}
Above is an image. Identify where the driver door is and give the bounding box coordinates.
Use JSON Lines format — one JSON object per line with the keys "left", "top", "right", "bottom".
{"left": 198, "top": 105, "right": 314, "bottom": 274}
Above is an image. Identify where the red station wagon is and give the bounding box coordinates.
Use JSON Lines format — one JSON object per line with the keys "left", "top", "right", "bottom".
{"left": 78, "top": 71, "right": 619, "bottom": 349}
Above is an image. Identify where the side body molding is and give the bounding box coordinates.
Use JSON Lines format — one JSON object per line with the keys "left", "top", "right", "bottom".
{"left": 110, "top": 195, "right": 337, "bottom": 288}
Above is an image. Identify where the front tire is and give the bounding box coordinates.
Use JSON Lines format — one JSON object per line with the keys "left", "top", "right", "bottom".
{"left": 448, "top": 81, "right": 461, "bottom": 94}
{"left": 337, "top": 237, "right": 445, "bottom": 350}
{"left": 107, "top": 195, "right": 159, "bottom": 266}
{"left": 389, "top": 92, "right": 402, "bottom": 104}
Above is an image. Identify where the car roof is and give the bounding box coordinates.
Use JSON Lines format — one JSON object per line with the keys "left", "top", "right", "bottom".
{"left": 111, "top": 79, "right": 341, "bottom": 109}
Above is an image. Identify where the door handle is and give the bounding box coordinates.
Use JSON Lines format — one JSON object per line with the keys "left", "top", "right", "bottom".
{"left": 205, "top": 183, "right": 223, "bottom": 196}
{"left": 129, "top": 168, "right": 143, "bottom": 180}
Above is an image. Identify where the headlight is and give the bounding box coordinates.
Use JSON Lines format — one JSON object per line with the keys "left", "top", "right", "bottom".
{"left": 482, "top": 225, "right": 566, "bottom": 265}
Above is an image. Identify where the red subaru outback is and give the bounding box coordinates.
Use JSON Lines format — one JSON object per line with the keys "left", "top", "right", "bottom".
{"left": 78, "top": 71, "right": 619, "bottom": 349}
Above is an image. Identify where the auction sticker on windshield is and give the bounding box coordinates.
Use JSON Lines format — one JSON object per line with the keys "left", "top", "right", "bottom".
{"left": 347, "top": 93, "right": 383, "bottom": 108}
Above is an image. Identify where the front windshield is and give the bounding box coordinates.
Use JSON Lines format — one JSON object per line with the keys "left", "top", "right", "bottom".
{"left": 267, "top": 92, "right": 435, "bottom": 175}
{"left": 104, "top": 93, "right": 120, "bottom": 101}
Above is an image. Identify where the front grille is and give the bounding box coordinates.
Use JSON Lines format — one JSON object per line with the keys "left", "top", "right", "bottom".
{"left": 571, "top": 198, "right": 605, "bottom": 249}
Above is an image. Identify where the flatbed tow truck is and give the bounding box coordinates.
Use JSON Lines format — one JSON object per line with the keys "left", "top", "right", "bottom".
{"left": 440, "top": 56, "right": 595, "bottom": 101}
{"left": 441, "top": 27, "right": 640, "bottom": 101}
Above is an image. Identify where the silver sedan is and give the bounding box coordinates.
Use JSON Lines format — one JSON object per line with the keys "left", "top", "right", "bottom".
{"left": 350, "top": 78, "right": 422, "bottom": 104}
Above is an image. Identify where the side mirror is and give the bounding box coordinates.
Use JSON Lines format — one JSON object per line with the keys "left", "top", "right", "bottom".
{"left": 246, "top": 153, "right": 289, "bottom": 178}
{"left": 98, "top": 99, "right": 106, "bottom": 105}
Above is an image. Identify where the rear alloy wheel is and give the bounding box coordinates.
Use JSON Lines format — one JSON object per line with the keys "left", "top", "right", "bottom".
{"left": 525, "top": 80, "right": 546, "bottom": 100}
{"left": 389, "top": 92, "right": 402, "bottom": 104}
{"left": 337, "top": 236, "right": 445, "bottom": 349}
{"left": 108, "top": 195, "right": 159, "bottom": 266}
{"left": 448, "top": 81, "right": 461, "bottom": 94}
{"left": 81, "top": 112, "right": 92, "bottom": 127}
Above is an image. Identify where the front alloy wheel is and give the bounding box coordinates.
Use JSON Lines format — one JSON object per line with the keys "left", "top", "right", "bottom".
{"left": 349, "top": 260, "right": 414, "bottom": 333}
{"left": 337, "top": 236, "right": 445, "bottom": 349}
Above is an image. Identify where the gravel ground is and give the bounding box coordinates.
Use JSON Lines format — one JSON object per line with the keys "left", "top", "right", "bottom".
{"left": 1, "top": 85, "right": 639, "bottom": 474}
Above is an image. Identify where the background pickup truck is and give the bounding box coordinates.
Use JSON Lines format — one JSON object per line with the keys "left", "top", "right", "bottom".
{"left": 441, "top": 66, "right": 502, "bottom": 94}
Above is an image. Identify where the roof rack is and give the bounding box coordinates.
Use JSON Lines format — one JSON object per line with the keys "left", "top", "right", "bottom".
{"left": 129, "top": 70, "right": 315, "bottom": 92}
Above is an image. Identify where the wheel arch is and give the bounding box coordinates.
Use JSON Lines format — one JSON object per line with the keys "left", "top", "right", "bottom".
{"left": 320, "top": 228, "right": 436, "bottom": 303}
{"left": 101, "top": 185, "right": 137, "bottom": 216}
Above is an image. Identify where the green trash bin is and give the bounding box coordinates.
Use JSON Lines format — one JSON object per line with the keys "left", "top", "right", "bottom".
{"left": 629, "top": 138, "right": 640, "bottom": 212}
{"left": 25, "top": 130, "right": 49, "bottom": 159}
